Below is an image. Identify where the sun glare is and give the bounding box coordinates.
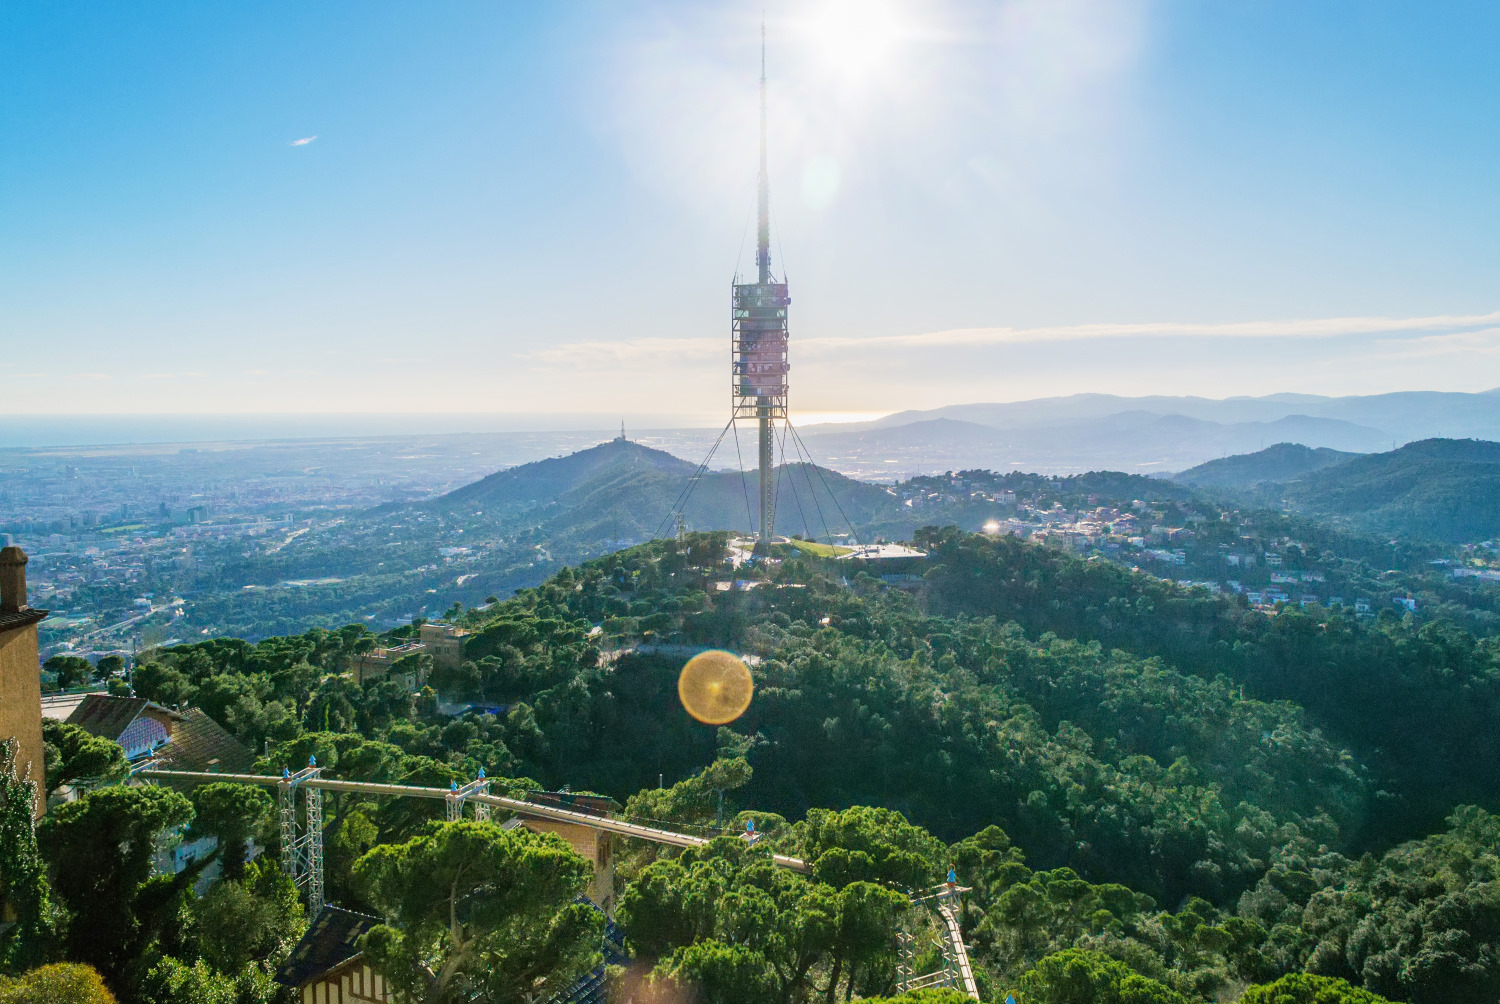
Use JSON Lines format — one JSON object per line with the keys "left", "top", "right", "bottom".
{"left": 795, "top": 0, "right": 913, "bottom": 85}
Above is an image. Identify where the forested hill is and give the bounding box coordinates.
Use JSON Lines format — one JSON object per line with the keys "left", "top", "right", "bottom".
{"left": 913, "top": 526, "right": 1500, "bottom": 839}
{"left": 1169, "top": 437, "right": 1500, "bottom": 542}
{"left": 435, "top": 438, "right": 695, "bottom": 508}
{"left": 427, "top": 435, "right": 916, "bottom": 542}
{"left": 1276, "top": 437, "right": 1500, "bottom": 542}
{"left": 1172, "top": 442, "right": 1360, "bottom": 489}
{"left": 108, "top": 529, "right": 1500, "bottom": 1002}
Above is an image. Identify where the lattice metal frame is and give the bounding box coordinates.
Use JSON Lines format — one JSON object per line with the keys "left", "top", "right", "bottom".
{"left": 279, "top": 765, "right": 324, "bottom": 915}
{"left": 731, "top": 280, "right": 789, "bottom": 544}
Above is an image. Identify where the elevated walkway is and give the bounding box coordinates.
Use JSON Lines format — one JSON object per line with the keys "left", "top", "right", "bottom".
{"left": 139, "top": 768, "right": 977, "bottom": 1000}
{"left": 138, "top": 767, "right": 808, "bottom": 916}
{"left": 897, "top": 885, "right": 980, "bottom": 1000}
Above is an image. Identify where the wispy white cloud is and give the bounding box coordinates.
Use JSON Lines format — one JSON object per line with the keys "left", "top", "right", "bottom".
{"left": 290, "top": 136, "right": 318, "bottom": 147}
{"left": 1373, "top": 326, "right": 1500, "bottom": 360}
{"left": 522, "top": 309, "right": 1500, "bottom": 368}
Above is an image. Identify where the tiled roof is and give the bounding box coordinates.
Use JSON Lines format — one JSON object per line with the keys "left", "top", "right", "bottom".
{"left": 275, "top": 905, "right": 381, "bottom": 987}
{"left": 65, "top": 696, "right": 151, "bottom": 741}
{"left": 152, "top": 708, "right": 254, "bottom": 775}
{"left": 0, "top": 608, "right": 47, "bottom": 634}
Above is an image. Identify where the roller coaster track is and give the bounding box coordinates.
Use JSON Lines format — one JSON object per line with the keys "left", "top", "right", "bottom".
{"left": 140, "top": 769, "right": 978, "bottom": 1000}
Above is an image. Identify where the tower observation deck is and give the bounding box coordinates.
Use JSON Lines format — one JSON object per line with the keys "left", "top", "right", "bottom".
{"left": 733, "top": 27, "right": 789, "bottom": 552}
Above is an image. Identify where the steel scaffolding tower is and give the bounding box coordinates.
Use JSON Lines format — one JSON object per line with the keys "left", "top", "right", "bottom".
{"left": 732, "top": 26, "right": 788, "bottom": 553}
{"left": 279, "top": 763, "right": 324, "bottom": 915}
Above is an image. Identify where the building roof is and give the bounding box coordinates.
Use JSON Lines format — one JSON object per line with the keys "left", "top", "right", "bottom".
{"left": 275, "top": 905, "right": 382, "bottom": 987}
{"left": 0, "top": 608, "right": 47, "bottom": 634}
{"left": 64, "top": 695, "right": 179, "bottom": 741}
{"left": 152, "top": 708, "right": 255, "bottom": 775}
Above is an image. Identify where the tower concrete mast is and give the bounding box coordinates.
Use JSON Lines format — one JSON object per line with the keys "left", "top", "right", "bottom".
{"left": 733, "top": 23, "right": 789, "bottom": 554}
{"left": 755, "top": 27, "right": 773, "bottom": 549}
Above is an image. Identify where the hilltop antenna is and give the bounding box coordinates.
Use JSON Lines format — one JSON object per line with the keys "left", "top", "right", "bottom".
{"left": 733, "top": 19, "right": 789, "bottom": 555}
{"left": 656, "top": 23, "right": 856, "bottom": 551}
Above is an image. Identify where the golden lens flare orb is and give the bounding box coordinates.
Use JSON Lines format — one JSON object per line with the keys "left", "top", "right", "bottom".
{"left": 678, "top": 650, "right": 754, "bottom": 725}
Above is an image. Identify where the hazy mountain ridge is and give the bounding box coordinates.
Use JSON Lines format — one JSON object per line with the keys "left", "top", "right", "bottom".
{"left": 792, "top": 389, "right": 1500, "bottom": 476}
{"left": 801, "top": 409, "right": 1389, "bottom": 476}
{"left": 860, "top": 388, "right": 1500, "bottom": 436}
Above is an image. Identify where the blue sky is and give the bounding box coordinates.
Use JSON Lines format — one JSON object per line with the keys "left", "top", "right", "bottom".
{"left": 4, "top": 1, "right": 1500, "bottom": 424}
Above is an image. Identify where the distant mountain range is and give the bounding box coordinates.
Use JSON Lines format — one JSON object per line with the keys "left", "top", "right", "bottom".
{"left": 190, "top": 428, "right": 1500, "bottom": 641}
{"left": 1174, "top": 438, "right": 1500, "bottom": 543}
{"left": 799, "top": 389, "right": 1500, "bottom": 476}
{"left": 431, "top": 433, "right": 1500, "bottom": 548}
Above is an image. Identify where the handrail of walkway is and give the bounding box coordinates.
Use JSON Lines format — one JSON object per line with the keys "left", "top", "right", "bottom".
{"left": 935, "top": 897, "right": 981, "bottom": 1000}
{"left": 137, "top": 769, "right": 809, "bottom": 873}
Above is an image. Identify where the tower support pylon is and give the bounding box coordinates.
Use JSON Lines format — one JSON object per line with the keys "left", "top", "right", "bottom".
{"left": 279, "top": 764, "right": 324, "bottom": 915}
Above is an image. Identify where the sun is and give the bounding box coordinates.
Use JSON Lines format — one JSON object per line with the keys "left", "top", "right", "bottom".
{"left": 793, "top": 0, "right": 913, "bottom": 87}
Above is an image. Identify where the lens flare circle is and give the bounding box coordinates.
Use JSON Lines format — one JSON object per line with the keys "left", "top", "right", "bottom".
{"left": 678, "top": 650, "right": 754, "bottom": 725}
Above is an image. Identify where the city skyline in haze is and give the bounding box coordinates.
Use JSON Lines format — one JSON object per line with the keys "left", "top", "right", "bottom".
{"left": 5, "top": 1, "right": 1500, "bottom": 418}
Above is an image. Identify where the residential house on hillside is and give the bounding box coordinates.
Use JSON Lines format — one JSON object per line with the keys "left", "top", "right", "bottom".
{"left": 49, "top": 694, "right": 254, "bottom": 775}
{"left": 353, "top": 621, "right": 469, "bottom": 686}
{"left": 275, "top": 905, "right": 391, "bottom": 1003}
{"left": 44, "top": 693, "right": 259, "bottom": 887}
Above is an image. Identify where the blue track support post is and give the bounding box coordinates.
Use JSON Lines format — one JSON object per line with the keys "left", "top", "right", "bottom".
{"left": 445, "top": 775, "right": 492, "bottom": 822}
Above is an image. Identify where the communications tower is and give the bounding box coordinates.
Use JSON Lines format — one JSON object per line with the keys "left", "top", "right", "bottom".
{"left": 732, "top": 27, "right": 790, "bottom": 553}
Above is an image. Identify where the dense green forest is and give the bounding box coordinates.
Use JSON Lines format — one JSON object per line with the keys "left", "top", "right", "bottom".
{"left": 5, "top": 531, "right": 1497, "bottom": 1002}
{"left": 1186, "top": 439, "right": 1500, "bottom": 543}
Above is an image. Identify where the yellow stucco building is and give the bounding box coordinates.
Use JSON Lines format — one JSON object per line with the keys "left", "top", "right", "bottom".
{"left": 0, "top": 546, "right": 48, "bottom": 817}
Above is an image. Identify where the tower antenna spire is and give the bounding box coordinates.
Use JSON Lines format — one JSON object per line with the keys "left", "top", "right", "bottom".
{"left": 756, "top": 18, "right": 771, "bottom": 284}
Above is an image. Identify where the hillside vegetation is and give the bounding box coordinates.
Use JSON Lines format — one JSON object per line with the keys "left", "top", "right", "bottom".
{"left": 40, "top": 530, "right": 1489, "bottom": 1003}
